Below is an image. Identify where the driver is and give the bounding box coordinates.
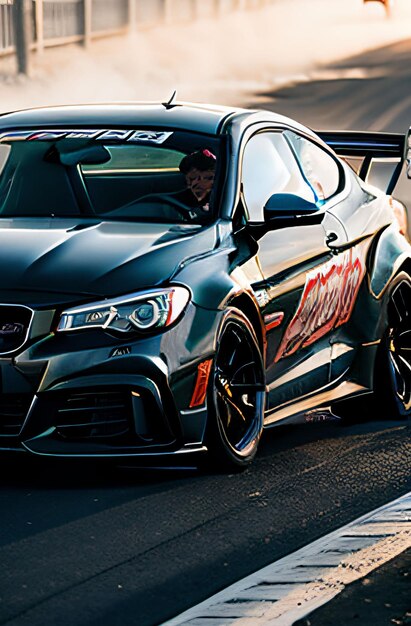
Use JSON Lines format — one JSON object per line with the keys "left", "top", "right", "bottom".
{"left": 107, "top": 148, "right": 217, "bottom": 222}
{"left": 174, "top": 149, "right": 217, "bottom": 220}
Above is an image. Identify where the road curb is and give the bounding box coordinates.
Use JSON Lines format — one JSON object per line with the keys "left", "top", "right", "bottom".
{"left": 162, "top": 492, "right": 411, "bottom": 625}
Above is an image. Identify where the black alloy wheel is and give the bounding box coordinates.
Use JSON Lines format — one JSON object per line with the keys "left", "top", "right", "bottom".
{"left": 205, "top": 311, "right": 266, "bottom": 470}
{"left": 376, "top": 275, "right": 411, "bottom": 418}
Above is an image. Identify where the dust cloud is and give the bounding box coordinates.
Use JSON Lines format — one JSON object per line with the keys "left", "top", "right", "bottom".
{"left": 0, "top": 0, "right": 410, "bottom": 112}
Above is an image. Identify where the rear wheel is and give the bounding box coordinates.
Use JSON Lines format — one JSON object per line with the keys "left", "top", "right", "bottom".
{"left": 375, "top": 276, "right": 411, "bottom": 418}
{"left": 203, "top": 312, "right": 266, "bottom": 470}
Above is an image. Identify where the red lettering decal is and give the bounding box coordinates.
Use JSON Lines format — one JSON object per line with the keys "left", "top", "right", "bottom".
{"left": 275, "top": 243, "right": 367, "bottom": 362}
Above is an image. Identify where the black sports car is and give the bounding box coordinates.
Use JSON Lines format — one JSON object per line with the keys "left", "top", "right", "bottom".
{"left": 0, "top": 101, "right": 410, "bottom": 469}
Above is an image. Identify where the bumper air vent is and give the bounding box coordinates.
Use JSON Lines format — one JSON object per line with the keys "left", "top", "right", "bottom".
{"left": 54, "top": 390, "right": 132, "bottom": 441}
{"left": 0, "top": 394, "right": 33, "bottom": 436}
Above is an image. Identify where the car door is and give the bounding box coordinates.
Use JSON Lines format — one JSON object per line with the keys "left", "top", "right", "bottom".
{"left": 239, "top": 129, "right": 347, "bottom": 421}
{"left": 284, "top": 130, "right": 381, "bottom": 387}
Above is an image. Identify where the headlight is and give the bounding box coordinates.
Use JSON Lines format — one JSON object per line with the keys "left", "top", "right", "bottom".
{"left": 57, "top": 287, "right": 190, "bottom": 333}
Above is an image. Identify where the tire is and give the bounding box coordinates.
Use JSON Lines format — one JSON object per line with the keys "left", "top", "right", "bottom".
{"left": 374, "top": 275, "right": 411, "bottom": 419}
{"left": 202, "top": 311, "right": 266, "bottom": 471}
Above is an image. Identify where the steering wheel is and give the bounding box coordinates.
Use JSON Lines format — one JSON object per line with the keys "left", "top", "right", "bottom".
{"left": 109, "top": 193, "right": 198, "bottom": 222}
{"left": 143, "top": 193, "right": 200, "bottom": 221}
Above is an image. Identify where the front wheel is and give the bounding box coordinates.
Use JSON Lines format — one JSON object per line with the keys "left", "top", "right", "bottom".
{"left": 374, "top": 276, "right": 411, "bottom": 418}
{"left": 203, "top": 312, "right": 266, "bottom": 471}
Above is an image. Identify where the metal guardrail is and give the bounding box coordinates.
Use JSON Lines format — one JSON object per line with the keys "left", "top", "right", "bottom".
{"left": 0, "top": 0, "right": 275, "bottom": 57}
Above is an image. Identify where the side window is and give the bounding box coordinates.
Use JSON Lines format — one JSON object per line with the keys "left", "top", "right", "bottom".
{"left": 285, "top": 132, "right": 341, "bottom": 202}
{"left": 241, "top": 132, "right": 316, "bottom": 222}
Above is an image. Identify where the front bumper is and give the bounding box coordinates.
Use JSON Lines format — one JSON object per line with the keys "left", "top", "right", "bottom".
{"left": 0, "top": 302, "right": 219, "bottom": 459}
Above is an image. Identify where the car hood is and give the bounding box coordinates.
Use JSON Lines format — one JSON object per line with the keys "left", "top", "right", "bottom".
{"left": 0, "top": 219, "right": 218, "bottom": 304}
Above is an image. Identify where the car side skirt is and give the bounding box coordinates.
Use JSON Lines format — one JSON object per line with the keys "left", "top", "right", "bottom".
{"left": 263, "top": 380, "right": 367, "bottom": 427}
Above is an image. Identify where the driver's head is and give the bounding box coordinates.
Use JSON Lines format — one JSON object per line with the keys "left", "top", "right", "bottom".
{"left": 179, "top": 149, "right": 216, "bottom": 202}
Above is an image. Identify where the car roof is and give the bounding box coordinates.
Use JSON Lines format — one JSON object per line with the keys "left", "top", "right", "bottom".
{"left": 0, "top": 102, "right": 244, "bottom": 135}
{"left": 0, "top": 101, "right": 318, "bottom": 139}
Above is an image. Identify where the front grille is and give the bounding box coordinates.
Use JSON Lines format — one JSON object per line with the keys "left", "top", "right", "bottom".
{"left": 0, "top": 305, "right": 33, "bottom": 355}
{"left": 0, "top": 394, "right": 32, "bottom": 436}
{"left": 54, "top": 390, "right": 132, "bottom": 440}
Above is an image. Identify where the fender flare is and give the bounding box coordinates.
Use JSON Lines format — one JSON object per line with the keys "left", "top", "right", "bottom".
{"left": 368, "top": 224, "right": 411, "bottom": 298}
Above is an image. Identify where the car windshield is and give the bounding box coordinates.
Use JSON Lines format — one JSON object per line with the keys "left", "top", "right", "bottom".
{"left": 0, "top": 128, "right": 224, "bottom": 225}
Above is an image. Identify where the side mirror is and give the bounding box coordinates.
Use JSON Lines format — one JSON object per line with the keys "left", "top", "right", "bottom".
{"left": 264, "top": 192, "right": 319, "bottom": 220}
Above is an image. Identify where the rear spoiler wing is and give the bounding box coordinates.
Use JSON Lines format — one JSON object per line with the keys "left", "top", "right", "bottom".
{"left": 318, "top": 130, "right": 406, "bottom": 194}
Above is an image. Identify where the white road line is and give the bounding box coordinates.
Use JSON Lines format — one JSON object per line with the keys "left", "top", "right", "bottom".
{"left": 162, "top": 492, "right": 411, "bottom": 626}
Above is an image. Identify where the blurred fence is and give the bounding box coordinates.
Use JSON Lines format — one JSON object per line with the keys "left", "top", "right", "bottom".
{"left": 0, "top": 1, "right": 14, "bottom": 54}
{"left": 0, "top": 0, "right": 276, "bottom": 57}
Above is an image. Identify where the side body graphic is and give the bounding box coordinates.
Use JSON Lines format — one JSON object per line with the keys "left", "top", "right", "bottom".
{"left": 275, "top": 241, "right": 368, "bottom": 361}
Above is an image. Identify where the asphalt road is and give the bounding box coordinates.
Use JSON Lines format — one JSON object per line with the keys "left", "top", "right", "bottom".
{"left": 1, "top": 415, "right": 410, "bottom": 626}
{"left": 249, "top": 37, "right": 411, "bottom": 134}
{"left": 1, "top": 33, "right": 411, "bottom": 626}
